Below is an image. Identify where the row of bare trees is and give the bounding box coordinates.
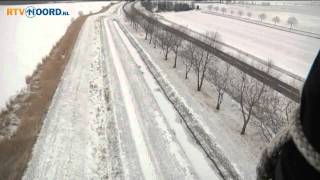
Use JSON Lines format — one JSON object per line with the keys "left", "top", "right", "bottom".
{"left": 208, "top": 5, "right": 298, "bottom": 29}
{"left": 125, "top": 9, "right": 297, "bottom": 141}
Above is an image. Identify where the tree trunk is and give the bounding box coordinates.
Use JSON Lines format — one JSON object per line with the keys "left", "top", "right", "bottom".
{"left": 199, "top": 70, "right": 206, "bottom": 91}
{"left": 173, "top": 52, "right": 178, "bottom": 68}
{"left": 145, "top": 32, "right": 148, "bottom": 40}
{"left": 185, "top": 65, "right": 188, "bottom": 79}
{"left": 197, "top": 71, "right": 201, "bottom": 91}
{"left": 240, "top": 120, "right": 249, "bottom": 135}
{"left": 216, "top": 95, "right": 220, "bottom": 110}
{"left": 149, "top": 35, "right": 153, "bottom": 44}
{"left": 185, "top": 70, "right": 188, "bottom": 79}
{"left": 165, "top": 49, "right": 169, "bottom": 60}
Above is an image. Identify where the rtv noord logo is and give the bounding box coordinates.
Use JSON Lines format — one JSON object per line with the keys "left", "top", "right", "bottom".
{"left": 6, "top": 6, "right": 70, "bottom": 18}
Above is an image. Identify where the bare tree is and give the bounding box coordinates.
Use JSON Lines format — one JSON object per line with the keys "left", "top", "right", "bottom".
{"left": 255, "top": 89, "right": 296, "bottom": 142}
{"left": 287, "top": 16, "right": 298, "bottom": 29}
{"left": 181, "top": 42, "right": 196, "bottom": 79}
{"left": 133, "top": 16, "right": 140, "bottom": 31}
{"left": 282, "top": 98, "right": 296, "bottom": 123}
{"left": 238, "top": 10, "right": 243, "bottom": 17}
{"left": 255, "top": 89, "right": 282, "bottom": 141}
{"left": 142, "top": 20, "right": 149, "bottom": 40}
{"left": 170, "top": 33, "right": 183, "bottom": 68}
{"left": 192, "top": 32, "right": 219, "bottom": 91}
{"left": 141, "top": 19, "right": 153, "bottom": 40}
{"left": 158, "top": 30, "right": 174, "bottom": 60}
{"left": 192, "top": 46, "right": 206, "bottom": 91}
{"left": 147, "top": 18, "right": 158, "bottom": 44}
{"left": 126, "top": 9, "right": 139, "bottom": 31}
{"left": 152, "top": 26, "right": 160, "bottom": 48}
{"left": 258, "top": 13, "right": 267, "bottom": 22}
{"left": 247, "top": 12, "right": 252, "bottom": 19}
{"left": 221, "top": 7, "right": 227, "bottom": 14}
{"left": 214, "top": 6, "right": 219, "bottom": 12}
{"left": 234, "top": 70, "right": 268, "bottom": 135}
{"left": 272, "top": 16, "right": 280, "bottom": 25}
{"left": 208, "top": 62, "right": 232, "bottom": 110}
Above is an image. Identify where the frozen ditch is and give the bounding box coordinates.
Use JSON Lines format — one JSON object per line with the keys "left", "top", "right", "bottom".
{"left": 113, "top": 20, "right": 220, "bottom": 180}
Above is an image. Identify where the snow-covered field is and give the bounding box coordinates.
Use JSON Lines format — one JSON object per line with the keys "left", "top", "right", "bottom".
{"left": 197, "top": 2, "right": 320, "bottom": 33}
{"left": 0, "top": 1, "right": 111, "bottom": 110}
{"left": 158, "top": 10, "right": 320, "bottom": 78}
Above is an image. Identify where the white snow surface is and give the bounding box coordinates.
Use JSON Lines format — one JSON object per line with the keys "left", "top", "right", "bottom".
{"left": 158, "top": 10, "right": 320, "bottom": 78}
{"left": 0, "top": 1, "right": 111, "bottom": 110}
{"left": 123, "top": 17, "right": 272, "bottom": 179}
{"left": 105, "top": 19, "right": 158, "bottom": 180}
{"left": 197, "top": 3, "right": 320, "bottom": 33}
{"left": 24, "top": 3, "right": 220, "bottom": 179}
{"left": 22, "top": 4, "right": 118, "bottom": 179}
{"left": 112, "top": 20, "right": 219, "bottom": 180}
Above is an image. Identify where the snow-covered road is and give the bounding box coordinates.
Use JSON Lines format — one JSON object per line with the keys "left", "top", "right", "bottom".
{"left": 23, "top": 2, "right": 220, "bottom": 180}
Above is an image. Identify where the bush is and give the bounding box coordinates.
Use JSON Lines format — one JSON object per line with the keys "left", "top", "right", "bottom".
{"left": 25, "top": 75, "right": 32, "bottom": 85}
{"left": 78, "top": 11, "right": 84, "bottom": 16}
{"left": 258, "top": 13, "right": 267, "bottom": 22}
{"left": 287, "top": 16, "right": 298, "bottom": 29}
{"left": 141, "top": 1, "right": 153, "bottom": 11}
{"left": 149, "top": 2, "right": 192, "bottom": 12}
{"left": 174, "top": 3, "right": 192, "bottom": 12}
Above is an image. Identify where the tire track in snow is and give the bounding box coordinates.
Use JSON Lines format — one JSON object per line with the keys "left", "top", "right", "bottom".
{"left": 105, "top": 18, "right": 158, "bottom": 180}
{"left": 112, "top": 19, "right": 221, "bottom": 180}
{"left": 107, "top": 19, "right": 198, "bottom": 180}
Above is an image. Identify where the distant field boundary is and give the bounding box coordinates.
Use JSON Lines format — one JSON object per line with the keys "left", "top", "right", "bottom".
{"left": 202, "top": 10, "right": 320, "bottom": 39}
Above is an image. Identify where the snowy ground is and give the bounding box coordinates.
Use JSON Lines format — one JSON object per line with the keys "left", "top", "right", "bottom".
{"left": 23, "top": 3, "right": 221, "bottom": 180}
{"left": 22, "top": 4, "right": 119, "bottom": 179}
{"left": 0, "top": 1, "right": 111, "bottom": 110}
{"left": 158, "top": 9, "right": 320, "bottom": 78}
{"left": 197, "top": 2, "right": 320, "bottom": 33}
{"left": 122, "top": 11, "right": 277, "bottom": 179}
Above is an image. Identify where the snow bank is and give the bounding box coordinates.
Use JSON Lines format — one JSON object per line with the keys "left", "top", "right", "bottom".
{"left": 116, "top": 20, "right": 242, "bottom": 180}
{"left": 0, "top": 1, "right": 111, "bottom": 110}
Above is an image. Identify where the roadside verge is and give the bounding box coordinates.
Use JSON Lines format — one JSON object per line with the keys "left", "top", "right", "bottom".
{"left": 116, "top": 20, "right": 242, "bottom": 180}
